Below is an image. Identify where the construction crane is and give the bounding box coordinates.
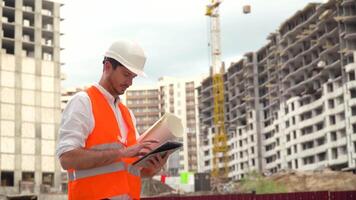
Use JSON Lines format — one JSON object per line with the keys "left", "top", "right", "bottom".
{"left": 205, "top": 0, "right": 251, "bottom": 191}
{"left": 205, "top": 0, "right": 229, "bottom": 183}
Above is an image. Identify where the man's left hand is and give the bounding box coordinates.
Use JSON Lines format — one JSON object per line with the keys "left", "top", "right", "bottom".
{"left": 140, "top": 153, "right": 169, "bottom": 177}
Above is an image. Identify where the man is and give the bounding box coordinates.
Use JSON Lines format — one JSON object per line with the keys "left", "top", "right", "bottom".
{"left": 57, "top": 40, "right": 167, "bottom": 200}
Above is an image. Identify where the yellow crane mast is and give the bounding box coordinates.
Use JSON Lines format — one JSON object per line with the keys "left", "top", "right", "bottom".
{"left": 205, "top": 0, "right": 229, "bottom": 180}
{"left": 205, "top": 0, "right": 251, "bottom": 188}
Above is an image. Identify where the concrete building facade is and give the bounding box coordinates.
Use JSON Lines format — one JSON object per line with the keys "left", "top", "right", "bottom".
{"left": 123, "top": 76, "right": 201, "bottom": 175}
{"left": 60, "top": 86, "right": 88, "bottom": 112}
{"left": 198, "top": 0, "right": 356, "bottom": 180}
{"left": 0, "top": 0, "right": 63, "bottom": 195}
{"left": 158, "top": 76, "right": 201, "bottom": 174}
{"left": 124, "top": 85, "right": 161, "bottom": 135}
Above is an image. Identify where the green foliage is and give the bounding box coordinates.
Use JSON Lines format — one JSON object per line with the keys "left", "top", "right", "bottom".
{"left": 239, "top": 171, "right": 287, "bottom": 194}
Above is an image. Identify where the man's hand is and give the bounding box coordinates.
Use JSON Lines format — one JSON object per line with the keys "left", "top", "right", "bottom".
{"left": 59, "top": 140, "right": 158, "bottom": 170}
{"left": 120, "top": 140, "right": 158, "bottom": 158}
{"left": 141, "top": 152, "right": 169, "bottom": 177}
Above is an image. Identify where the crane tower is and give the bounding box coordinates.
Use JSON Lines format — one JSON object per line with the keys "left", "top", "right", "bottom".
{"left": 205, "top": 0, "right": 251, "bottom": 183}
{"left": 205, "top": 0, "right": 229, "bottom": 179}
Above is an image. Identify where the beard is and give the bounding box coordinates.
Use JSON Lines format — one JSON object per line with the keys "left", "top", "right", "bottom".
{"left": 116, "top": 85, "right": 129, "bottom": 95}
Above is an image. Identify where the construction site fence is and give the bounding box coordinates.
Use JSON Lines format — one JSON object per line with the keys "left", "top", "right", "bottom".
{"left": 143, "top": 191, "right": 356, "bottom": 200}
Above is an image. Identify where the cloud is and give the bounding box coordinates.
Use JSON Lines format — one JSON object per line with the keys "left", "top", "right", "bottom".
{"left": 61, "top": 0, "right": 325, "bottom": 88}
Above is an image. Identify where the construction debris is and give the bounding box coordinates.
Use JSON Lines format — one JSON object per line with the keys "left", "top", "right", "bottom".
{"left": 235, "top": 169, "right": 356, "bottom": 194}
{"left": 141, "top": 178, "right": 174, "bottom": 197}
{"left": 271, "top": 169, "right": 356, "bottom": 192}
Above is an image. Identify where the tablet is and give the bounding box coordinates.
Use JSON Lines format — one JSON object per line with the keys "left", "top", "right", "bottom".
{"left": 132, "top": 141, "right": 183, "bottom": 168}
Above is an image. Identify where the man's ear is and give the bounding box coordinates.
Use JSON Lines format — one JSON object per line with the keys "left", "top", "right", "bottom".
{"left": 103, "top": 60, "right": 112, "bottom": 72}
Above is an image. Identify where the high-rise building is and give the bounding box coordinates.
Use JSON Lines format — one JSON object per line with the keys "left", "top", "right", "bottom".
{"left": 0, "top": 0, "right": 63, "bottom": 194}
{"left": 199, "top": 0, "right": 356, "bottom": 180}
{"left": 158, "top": 76, "right": 201, "bottom": 174}
{"left": 60, "top": 86, "right": 89, "bottom": 112}
{"left": 124, "top": 85, "right": 160, "bottom": 135}
{"left": 122, "top": 76, "right": 202, "bottom": 176}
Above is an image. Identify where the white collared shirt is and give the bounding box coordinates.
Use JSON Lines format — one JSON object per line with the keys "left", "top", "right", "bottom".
{"left": 56, "top": 83, "right": 139, "bottom": 158}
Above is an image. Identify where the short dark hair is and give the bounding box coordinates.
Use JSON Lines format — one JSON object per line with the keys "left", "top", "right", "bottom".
{"left": 103, "top": 57, "right": 123, "bottom": 70}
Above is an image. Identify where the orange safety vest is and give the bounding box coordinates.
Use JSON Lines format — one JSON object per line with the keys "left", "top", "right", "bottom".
{"left": 67, "top": 86, "right": 141, "bottom": 200}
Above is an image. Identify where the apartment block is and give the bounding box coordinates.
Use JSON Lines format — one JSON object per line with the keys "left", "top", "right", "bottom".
{"left": 123, "top": 76, "right": 201, "bottom": 175}
{"left": 198, "top": 0, "right": 356, "bottom": 180}
{"left": 60, "top": 86, "right": 89, "bottom": 112}
{"left": 124, "top": 85, "right": 160, "bottom": 135}
{"left": 158, "top": 76, "right": 201, "bottom": 174}
{"left": 0, "top": 0, "right": 63, "bottom": 195}
{"left": 227, "top": 52, "right": 263, "bottom": 179}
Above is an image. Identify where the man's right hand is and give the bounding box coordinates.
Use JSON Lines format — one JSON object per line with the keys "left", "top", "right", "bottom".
{"left": 59, "top": 140, "right": 159, "bottom": 170}
{"left": 120, "top": 140, "right": 158, "bottom": 158}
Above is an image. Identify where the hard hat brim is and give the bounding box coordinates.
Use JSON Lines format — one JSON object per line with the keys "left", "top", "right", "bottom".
{"left": 104, "top": 52, "right": 147, "bottom": 77}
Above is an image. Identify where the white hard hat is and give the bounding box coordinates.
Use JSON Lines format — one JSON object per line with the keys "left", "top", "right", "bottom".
{"left": 104, "top": 40, "right": 147, "bottom": 77}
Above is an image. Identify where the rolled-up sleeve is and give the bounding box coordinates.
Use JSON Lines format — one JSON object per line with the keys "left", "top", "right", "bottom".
{"left": 56, "top": 92, "right": 93, "bottom": 158}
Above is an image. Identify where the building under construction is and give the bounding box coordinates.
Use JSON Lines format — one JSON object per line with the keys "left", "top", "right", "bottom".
{"left": 0, "top": 0, "right": 63, "bottom": 196}
{"left": 198, "top": 0, "right": 356, "bottom": 180}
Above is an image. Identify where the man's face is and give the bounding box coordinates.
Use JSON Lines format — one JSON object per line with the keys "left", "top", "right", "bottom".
{"left": 108, "top": 64, "right": 137, "bottom": 96}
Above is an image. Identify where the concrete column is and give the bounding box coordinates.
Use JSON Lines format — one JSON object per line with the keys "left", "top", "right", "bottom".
{"left": 44, "top": 1, "right": 62, "bottom": 191}
{"left": 14, "top": 0, "right": 24, "bottom": 192}
{"left": 0, "top": 0, "right": 3, "bottom": 177}
{"left": 34, "top": 0, "right": 43, "bottom": 193}
{"left": 53, "top": 3, "right": 61, "bottom": 64}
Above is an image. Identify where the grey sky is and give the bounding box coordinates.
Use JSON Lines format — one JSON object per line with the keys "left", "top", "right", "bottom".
{"left": 61, "top": 0, "right": 324, "bottom": 88}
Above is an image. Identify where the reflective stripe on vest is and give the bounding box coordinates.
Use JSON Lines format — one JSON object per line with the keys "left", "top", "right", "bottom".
{"left": 109, "top": 194, "right": 131, "bottom": 200}
{"left": 90, "top": 142, "right": 125, "bottom": 150}
{"left": 127, "top": 165, "right": 140, "bottom": 176}
{"left": 67, "top": 142, "right": 141, "bottom": 181}
{"left": 68, "top": 162, "right": 141, "bottom": 181}
{"left": 68, "top": 161, "right": 126, "bottom": 181}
